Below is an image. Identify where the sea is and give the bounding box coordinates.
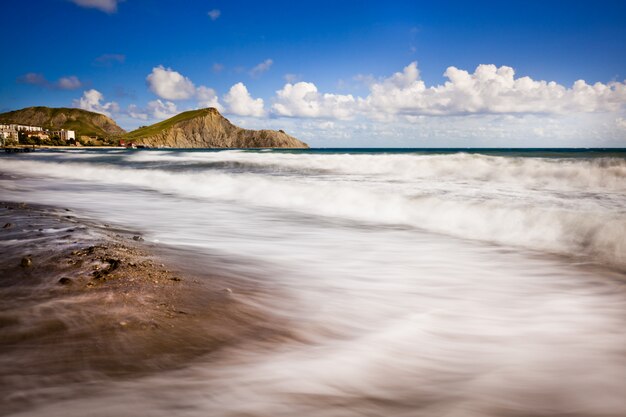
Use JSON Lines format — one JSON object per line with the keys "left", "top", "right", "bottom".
{"left": 1, "top": 148, "right": 625, "bottom": 416}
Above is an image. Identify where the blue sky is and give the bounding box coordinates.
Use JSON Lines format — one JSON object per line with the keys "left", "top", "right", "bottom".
{"left": 1, "top": 0, "right": 625, "bottom": 147}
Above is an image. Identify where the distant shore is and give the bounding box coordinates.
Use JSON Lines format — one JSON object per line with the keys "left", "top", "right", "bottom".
{"left": 2, "top": 145, "right": 125, "bottom": 150}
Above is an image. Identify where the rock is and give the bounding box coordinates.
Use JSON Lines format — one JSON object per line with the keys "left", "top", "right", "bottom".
{"left": 124, "top": 108, "right": 309, "bottom": 149}
{"left": 169, "top": 277, "right": 181, "bottom": 282}
{"left": 58, "top": 277, "right": 73, "bottom": 285}
{"left": 20, "top": 256, "right": 32, "bottom": 268}
{"left": 3, "top": 223, "right": 11, "bottom": 229}
{"left": 93, "top": 258, "right": 121, "bottom": 279}
{"left": 132, "top": 235, "right": 144, "bottom": 241}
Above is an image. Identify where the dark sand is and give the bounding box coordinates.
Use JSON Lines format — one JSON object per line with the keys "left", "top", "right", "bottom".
{"left": 0, "top": 202, "right": 289, "bottom": 415}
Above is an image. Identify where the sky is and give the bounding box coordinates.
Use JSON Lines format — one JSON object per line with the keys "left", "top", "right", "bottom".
{"left": 1, "top": 0, "right": 626, "bottom": 147}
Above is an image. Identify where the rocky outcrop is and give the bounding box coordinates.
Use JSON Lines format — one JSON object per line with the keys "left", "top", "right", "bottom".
{"left": 125, "top": 108, "right": 308, "bottom": 148}
{"left": 0, "top": 107, "right": 125, "bottom": 137}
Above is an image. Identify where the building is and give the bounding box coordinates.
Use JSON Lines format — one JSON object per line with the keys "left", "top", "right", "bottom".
{"left": 53, "top": 129, "right": 76, "bottom": 141}
{"left": 9, "top": 124, "right": 43, "bottom": 132}
{"left": 26, "top": 131, "right": 50, "bottom": 141}
{"left": 0, "top": 124, "right": 19, "bottom": 146}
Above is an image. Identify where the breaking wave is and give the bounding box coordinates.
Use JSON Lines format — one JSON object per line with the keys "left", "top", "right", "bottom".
{"left": 2, "top": 151, "right": 625, "bottom": 268}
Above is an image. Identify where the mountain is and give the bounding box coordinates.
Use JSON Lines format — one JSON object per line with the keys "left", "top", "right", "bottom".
{"left": 124, "top": 108, "right": 308, "bottom": 148}
{"left": 0, "top": 107, "right": 125, "bottom": 137}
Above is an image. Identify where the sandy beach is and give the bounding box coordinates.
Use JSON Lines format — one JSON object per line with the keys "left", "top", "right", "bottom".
{"left": 0, "top": 201, "right": 289, "bottom": 415}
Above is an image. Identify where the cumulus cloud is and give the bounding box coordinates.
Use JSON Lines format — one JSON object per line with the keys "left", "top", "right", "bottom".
{"left": 223, "top": 82, "right": 265, "bottom": 117}
{"left": 18, "top": 72, "right": 83, "bottom": 90}
{"left": 73, "top": 89, "right": 120, "bottom": 116}
{"left": 207, "top": 9, "right": 221, "bottom": 20}
{"left": 363, "top": 62, "right": 626, "bottom": 116}
{"left": 145, "top": 65, "right": 227, "bottom": 111}
{"left": 273, "top": 82, "right": 356, "bottom": 119}
{"left": 125, "top": 100, "right": 178, "bottom": 121}
{"left": 146, "top": 100, "right": 178, "bottom": 119}
{"left": 249, "top": 59, "right": 273, "bottom": 77}
{"left": 197, "top": 86, "right": 223, "bottom": 111}
{"left": 127, "top": 104, "right": 148, "bottom": 120}
{"left": 146, "top": 65, "right": 196, "bottom": 100}
{"left": 270, "top": 62, "right": 626, "bottom": 120}
{"left": 70, "top": 0, "right": 122, "bottom": 13}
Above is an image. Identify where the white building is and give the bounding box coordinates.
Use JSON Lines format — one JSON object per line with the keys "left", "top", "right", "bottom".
{"left": 9, "top": 124, "right": 43, "bottom": 132}
{"left": 0, "top": 125, "right": 19, "bottom": 146}
{"left": 53, "top": 129, "right": 76, "bottom": 141}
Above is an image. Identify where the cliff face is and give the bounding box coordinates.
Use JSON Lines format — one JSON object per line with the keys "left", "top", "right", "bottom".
{"left": 125, "top": 108, "right": 308, "bottom": 148}
{"left": 0, "top": 107, "right": 125, "bottom": 137}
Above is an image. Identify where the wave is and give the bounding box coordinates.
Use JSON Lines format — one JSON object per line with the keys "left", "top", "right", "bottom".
{"left": 120, "top": 151, "right": 626, "bottom": 192}
{"left": 2, "top": 156, "right": 625, "bottom": 269}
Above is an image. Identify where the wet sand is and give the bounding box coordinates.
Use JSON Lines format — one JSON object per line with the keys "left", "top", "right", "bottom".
{"left": 0, "top": 202, "right": 289, "bottom": 415}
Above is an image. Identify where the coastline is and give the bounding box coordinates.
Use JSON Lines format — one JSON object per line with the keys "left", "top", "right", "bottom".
{"left": 0, "top": 201, "right": 290, "bottom": 415}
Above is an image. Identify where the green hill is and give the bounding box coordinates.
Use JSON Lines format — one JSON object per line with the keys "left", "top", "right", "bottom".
{"left": 0, "top": 107, "right": 126, "bottom": 137}
{"left": 123, "top": 109, "right": 210, "bottom": 141}
{"left": 123, "top": 107, "right": 308, "bottom": 148}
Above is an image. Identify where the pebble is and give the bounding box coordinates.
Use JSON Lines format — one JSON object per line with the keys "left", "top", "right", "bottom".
{"left": 133, "top": 235, "right": 144, "bottom": 241}
{"left": 3, "top": 223, "right": 11, "bottom": 229}
{"left": 58, "top": 277, "right": 73, "bottom": 285}
{"left": 20, "top": 256, "right": 32, "bottom": 268}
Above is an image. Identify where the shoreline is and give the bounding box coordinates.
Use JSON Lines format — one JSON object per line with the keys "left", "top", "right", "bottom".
{"left": 0, "top": 201, "right": 290, "bottom": 415}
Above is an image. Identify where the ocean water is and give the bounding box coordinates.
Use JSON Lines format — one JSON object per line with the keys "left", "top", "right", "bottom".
{"left": 1, "top": 148, "right": 626, "bottom": 416}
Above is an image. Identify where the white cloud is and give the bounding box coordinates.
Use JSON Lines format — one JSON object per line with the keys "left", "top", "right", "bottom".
{"left": 144, "top": 66, "right": 229, "bottom": 112}
{"left": 223, "top": 82, "right": 265, "bottom": 117}
{"left": 197, "top": 86, "right": 223, "bottom": 111}
{"left": 272, "top": 82, "right": 356, "bottom": 119}
{"left": 125, "top": 100, "right": 178, "bottom": 121}
{"left": 207, "top": 9, "right": 221, "bottom": 20}
{"left": 362, "top": 62, "right": 626, "bottom": 116}
{"left": 616, "top": 117, "right": 626, "bottom": 130}
{"left": 250, "top": 59, "right": 273, "bottom": 77}
{"left": 212, "top": 63, "right": 224, "bottom": 73}
{"left": 270, "top": 62, "right": 626, "bottom": 120}
{"left": 127, "top": 104, "right": 148, "bottom": 120}
{"left": 146, "top": 100, "right": 178, "bottom": 119}
{"left": 73, "top": 89, "right": 120, "bottom": 116}
{"left": 70, "top": 0, "right": 122, "bottom": 13}
{"left": 146, "top": 65, "right": 196, "bottom": 100}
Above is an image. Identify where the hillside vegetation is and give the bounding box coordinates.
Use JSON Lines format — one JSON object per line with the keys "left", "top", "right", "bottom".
{"left": 0, "top": 107, "right": 125, "bottom": 137}
{"left": 124, "top": 107, "right": 308, "bottom": 148}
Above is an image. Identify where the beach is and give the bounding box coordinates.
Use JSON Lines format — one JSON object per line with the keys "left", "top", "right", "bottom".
{"left": 1, "top": 148, "right": 625, "bottom": 417}
{"left": 0, "top": 200, "right": 290, "bottom": 415}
